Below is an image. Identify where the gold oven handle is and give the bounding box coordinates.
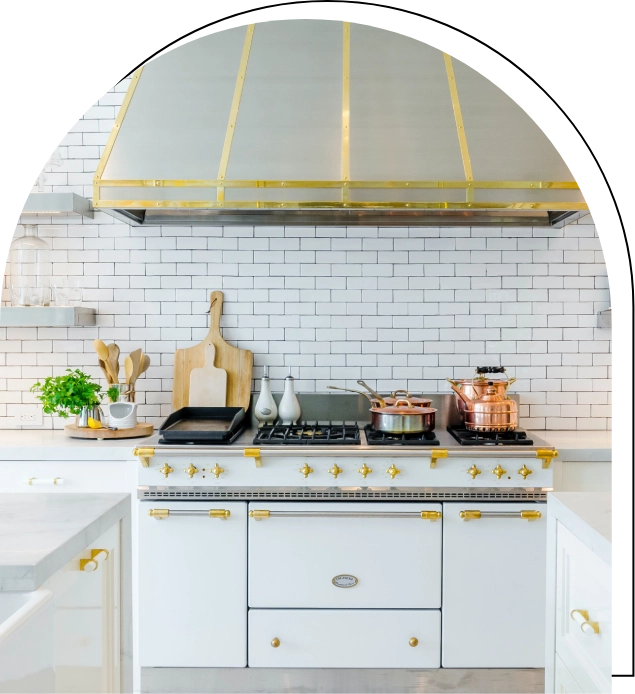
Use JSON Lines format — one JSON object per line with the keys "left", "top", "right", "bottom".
{"left": 249, "top": 510, "right": 441, "bottom": 520}
{"left": 148, "top": 509, "right": 230, "bottom": 520}
{"left": 459, "top": 510, "right": 542, "bottom": 521}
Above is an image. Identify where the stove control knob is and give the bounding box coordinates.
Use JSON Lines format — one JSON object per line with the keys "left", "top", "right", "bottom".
{"left": 184, "top": 464, "right": 199, "bottom": 479}
{"left": 467, "top": 464, "right": 481, "bottom": 479}
{"left": 491, "top": 464, "right": 506, "bottom": 480}
{"left": 517, "top": 464, "right": 533, "bottom": 481}
{"left": 357, "top": 463, "right": 372, "bottom": 479}
{"left": 158, "top": 463, "right": 173, "bottom": 479}
{"left": 212, "top": 463, "right": 225, "bottom": 479}
{"left": 299, "top": 463, "right": 314, "bottom": 479}
{"left": 386, "top": 464, "right": 401, "bottom": 480}
{"left": 328, "top": 464, "right": 343, "bottom": 479}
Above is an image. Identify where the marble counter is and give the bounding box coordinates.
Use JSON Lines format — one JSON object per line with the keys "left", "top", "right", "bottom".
{"left": 547, "top": 491, "right": 611, "bottom": 565}
{"left": 0, "top": 430, "right": 144, "bottom": 460}
{"left": 539, "top": 431, "right": 611, "bottom": 462}
{"left": 0, "top": 493, "right": 130, "bottom": 591}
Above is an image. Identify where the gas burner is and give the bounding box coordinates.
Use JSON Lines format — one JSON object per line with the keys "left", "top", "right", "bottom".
{"left": 447, "top": 426, "right": 533, "bottom": 446}
{"left": 254, "top": 422, "right": 361, "bottom": 445}
{"left": 364, "top": 425, "right": 440, "bottom": 446}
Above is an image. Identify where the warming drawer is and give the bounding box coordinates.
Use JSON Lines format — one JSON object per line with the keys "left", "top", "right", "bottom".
{"left": 248, "top": 502, "right": 442, "bottom": 608}
{"left": 248, "top": 609, "right": 440, "bottom": 668}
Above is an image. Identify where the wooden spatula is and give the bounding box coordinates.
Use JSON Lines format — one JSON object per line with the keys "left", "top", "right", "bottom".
{"left": 138, "top": 354, "right": 151, "bottom": 379}
{"left": 98, "top": 359, "right": 113, "bottom": 385}
{"left": 107, "top": 343, "right": 120, "bottom": 384}
{"left": 129, "top": 348, "right": 143, "bottom": 385}
{"left": 124, "top": 356, "right": 134, "bottom": 384}
{"left": 188, "top": 343, "right": 227, "bottom": 407}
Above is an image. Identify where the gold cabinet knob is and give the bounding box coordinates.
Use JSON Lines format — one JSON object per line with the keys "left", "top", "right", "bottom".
{"left": 492, "top": 464, "right": 506, "bottom": 480}
{"left": 467, "top": 464, "right": 481, "bottom": 479}
{"left": 357, "top": 463, "right": 372, "bottom": 479}
{"left": 571, "top": 609, "right": 600, "bottom": 634}
{"left": 158, "top": 463, "right": 173, "bottom": 479}
{"left": 409, "top": 637, "right": 419, "bottom": 648}
{"left": 299, "top": 463, "right": 314, "bottom": 479}
{"left": 517, "top": 464, "right": 533, "bottom": 480}
{"left": 386, "top": 464, "right": 401, "bottom": 480}
{"left": 328, "top": 464, "right": 343, "bottom": 479}
{"left": 271, "top": 638, "right": 280, "bottom": 648}
{"left": 212, "top": 463, "right": 225, "bottom": 479}
{"left": 184, "top": 463, "right": 199, "bottom": 479}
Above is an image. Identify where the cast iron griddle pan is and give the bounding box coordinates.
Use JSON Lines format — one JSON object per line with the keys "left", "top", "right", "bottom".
{"left": 159, "top": 407, "right": 246, "bottom": 444}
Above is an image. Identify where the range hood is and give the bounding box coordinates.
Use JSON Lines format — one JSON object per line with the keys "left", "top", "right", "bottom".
{"left": 94, "top": 21, "right": 586, "bottom": 227}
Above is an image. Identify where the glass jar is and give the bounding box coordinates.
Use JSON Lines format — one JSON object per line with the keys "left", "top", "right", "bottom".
{"left": 9, "top": 225, "right": 51, "bottom": 306}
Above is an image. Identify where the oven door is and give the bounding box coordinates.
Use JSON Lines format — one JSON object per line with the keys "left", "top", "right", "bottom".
{"left": 248, "top": 502, "right": 442, "bottom": 608}
{"left": 441, "top": 501, "right": 547, "bottom": 668}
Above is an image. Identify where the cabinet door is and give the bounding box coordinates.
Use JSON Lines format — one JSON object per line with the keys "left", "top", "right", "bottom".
{"left": 442, "top": 502, "right": 546, "bottom": 668}
{"left": 139, "top": 501, "right": 247, "bottom": 667}
{"left": 44, "top": 523, "right": 121, "bottom": 693}
{"left": 554, "top": 654, "right": 583, "bottom": 693}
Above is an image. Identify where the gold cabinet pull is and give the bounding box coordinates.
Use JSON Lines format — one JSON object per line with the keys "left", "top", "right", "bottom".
{"left": 299, "top": 463, "right": 314, "bottom": 479}
{"left": 158, "top": 463, "right": 173, "bottom": 479}
{"left": 357, "top": 463, "right": 372, "bottom": 479}
{"left": 209, "top": 509, "right": 231, "bottom": 520}
{"left": 536, "top": 448, "right": 558, "bottom": 469}
{"left": 421, "top": 511, "right": 442, "bottom": 521}
{"left": 409, "top": 637, "right": 419, "bottom": 647}
{"left": 148, "top": 508, "right": 170, "bottom": 519}
{"left": 570, "top": 609, "right": 600, "bottom": 634}
{"left": 212, "top": 463, "right": 225, "bottom": 479}
{"left": 80, "top": 549, "right": 109, "bottom": 572}
{"left": 517, "top": 464, "right": 533, "bottom": 480}
{"left": 133, "top": 446, "right": 154, "bottom": 467}
{"left": 386, "top": 464, "right": 401, "bottom": 480}
{"left": 148, "top": 508, "right": 230, "bottom": 520}
{"left": 328, "top": 464, "right": 343, "bottom": 479}
{"left": 271, "top": 638, "right": 280, "bottom": 648}
{"left": 249, "top": 510, "right": 271, "bottom": 520}
{"left": 492, "top": 464, "right": 506, "bottom": 480}
{"left": 467, "top": 464, "right": 481, "bottom": 479}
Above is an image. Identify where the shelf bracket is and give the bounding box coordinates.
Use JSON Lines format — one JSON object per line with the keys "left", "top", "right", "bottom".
{"left": 430, "top": 449, "right": 448, "bottom": 469}
{"left": 244, "top": 447, "right": 262, "bottom": 468}
{"left": 133, "top": 446, "right": 154, "bottom": 467}
{"left": 536, "top": 448, "right": 558, "bottom": 469}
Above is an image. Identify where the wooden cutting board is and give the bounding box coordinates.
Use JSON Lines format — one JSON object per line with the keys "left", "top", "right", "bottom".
{"left": 65, "top": 423, "right": 154, "bottom": 440}
{"left": 173, "top": 291, "right": 253, "bottom": 411}
{"left": 188, "top": 343, "right": 228, "bottom": 407}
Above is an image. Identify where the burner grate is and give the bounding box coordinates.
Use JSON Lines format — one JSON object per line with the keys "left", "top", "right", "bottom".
{"left": 447, "top": 425, "right": 534, "bottom": 446}
{"left": 364, "top": 425, "right": 440, "bottom": 446}
{"left": 254, "top": 421, "right": 361, "bottom": 446}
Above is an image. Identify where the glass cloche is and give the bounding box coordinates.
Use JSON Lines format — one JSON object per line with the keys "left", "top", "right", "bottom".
{"left": 9, "top": 225, "right": 51, "bottom": 306}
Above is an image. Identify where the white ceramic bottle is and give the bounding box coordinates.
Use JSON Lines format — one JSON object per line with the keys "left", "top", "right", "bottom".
{"left": 254, "top": 366, "right": 278, "bottom": 427}
{"left": 278, "top": 368, "right": 301, "bottom": 425}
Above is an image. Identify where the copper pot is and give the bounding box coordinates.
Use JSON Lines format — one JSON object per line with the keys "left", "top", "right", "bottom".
{"left": 449, "top": 381, "right": 518, "bottom": 432}
{"left": 356, "top": 381, "right": 432, "bottom": 408}
{"left": 447, "top": 367, "right": 516, "bottom": 421}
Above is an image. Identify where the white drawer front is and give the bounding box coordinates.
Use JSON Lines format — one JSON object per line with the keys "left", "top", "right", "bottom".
{"left": 0, "top": 461, "right": 129, "bottom": 493}
{"left": 442, "top": 502, "right": 547, "bottom": 668}
{"left": 248, "top": 502, "right": 442, "bottom": 608}
{"left": 556, "top": 523, "right": 611, "bottom": 692}
{"left": 554, "top": 653, "right": 584, "bottom": 693}
{"left": 248, "top": 609, "right": 440, "bottom": 668}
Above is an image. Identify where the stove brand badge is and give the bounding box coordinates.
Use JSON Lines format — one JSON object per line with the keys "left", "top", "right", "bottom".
{"left": 332, "top": 574, "right": 358, "bottom": 588}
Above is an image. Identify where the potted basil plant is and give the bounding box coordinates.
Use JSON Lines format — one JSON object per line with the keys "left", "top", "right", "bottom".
{"left": 31, "top": 369, "right": 103, "bottom": 427}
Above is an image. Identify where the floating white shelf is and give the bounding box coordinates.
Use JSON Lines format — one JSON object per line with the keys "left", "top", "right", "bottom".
{"left": 21, "top": 192, "right": 94, "bottom": 218}
{"left": 0, "top": 307, "right": 96, "bottom": 327}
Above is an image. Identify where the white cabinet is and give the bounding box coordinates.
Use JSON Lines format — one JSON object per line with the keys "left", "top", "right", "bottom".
{"left": 248, "top": 502, "right": 442, "bottom": 609}
{"left": 553, "top": 654, "right": 583, "bottom": 693}
{"left": 0, "top": 461, "right": 130, "bottom": 493}
{"left": 138, "top": 501, "right": 247, "bottom": 668}
{"left": 441, "top": 502, "right": 547, "bottom": 668}
{"left": 248, "top": 609, "right": 440, "bottom": 668}
{"left": 43, "top": 523, "right": 122, "bottom": 693}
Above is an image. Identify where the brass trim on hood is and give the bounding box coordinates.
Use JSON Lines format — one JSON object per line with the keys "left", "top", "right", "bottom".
{"left": 444, "top": 53, "right": 474, "bottom": 198}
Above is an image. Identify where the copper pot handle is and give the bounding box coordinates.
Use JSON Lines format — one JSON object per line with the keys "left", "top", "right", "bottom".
{"left": 393, "top": 398, "right": 414, "bottom": 408}
{"left": 391, "top": 389, "right": 412, "bottom": 398}
{"left": 449, "top": 383, "right": 471, "bottom": 406}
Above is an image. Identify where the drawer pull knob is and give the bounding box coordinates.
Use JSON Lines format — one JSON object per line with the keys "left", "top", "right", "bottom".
{"left": 25, "top": 478, "right": 65, "bottom": 486}
{"left": 409, "top": 637, "right": 419, "bottom": 647}
{"left": 159, "top": 463, "right": 173, "bottom": 479}
{"left": 184, "top": 464, "right": 199, "bottom": 478}
{"left": 571, "top": 609, "right": 600, "bottom": 634}
{"left": 386, "top": 464, "right": 401, "bottom": 480}
{"left": 357, "top": 463, "right": 372, "bottom": 479}
{"left": 517, "top": 464, "right": 533, "bottom": 480}
{"left": 271, "top": 638, "right": 280, "bottom": 648}
{"left": 299, "top": 463, "right": 314, "bottom": 478}
{"left": 80, "top": 549, "right": 109, "bottom": 572}
{"left": 212, "top": 463, "right": 225, "bottom": 479}
{"left": 467, "top": 464, "right": 481, "bottom": 479}
{"left": 492, "top": 464, "right": 507, "bottom": 480}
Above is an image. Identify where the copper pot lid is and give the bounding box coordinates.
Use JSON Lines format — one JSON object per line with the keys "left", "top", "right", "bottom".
{"left": 382, "top": 389, "right": 432, "bottom": 406}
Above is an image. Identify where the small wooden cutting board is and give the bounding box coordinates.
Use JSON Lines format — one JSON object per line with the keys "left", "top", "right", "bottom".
{"left": 188, "top": 343, "right": 228, "bottom": 407}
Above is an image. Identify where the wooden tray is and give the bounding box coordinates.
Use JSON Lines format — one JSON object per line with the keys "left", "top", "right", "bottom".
{"left": 65, "top": 423, "right": 154, "bottom": 440}
{"left": 173, "top": 291, "right": 253, "bottom": 411}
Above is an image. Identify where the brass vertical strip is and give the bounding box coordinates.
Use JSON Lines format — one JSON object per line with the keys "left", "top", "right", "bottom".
{"left": 93, "top": 67, "right": 145, "bottom": 205}
{"left": 217, "top": 24, "right": 255, "bottom": 202}
{"left": 443, "top": 53, "right": 474, "bottom": 201}
{"left": 341, "top": 22, "right": 351, "bottom": 202}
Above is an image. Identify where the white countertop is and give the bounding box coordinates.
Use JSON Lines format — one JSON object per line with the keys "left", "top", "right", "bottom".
{"left": 540, "top": 430, "right": 612, "bottom": 462}
{"left": 0, "top": 493, "right": 130, "bottom": 591}
{"left": 547, "top": 492, "right": 611, "bottom": 565}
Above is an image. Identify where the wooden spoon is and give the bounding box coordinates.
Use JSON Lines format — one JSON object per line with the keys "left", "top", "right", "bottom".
{"left": 124, "top": 356, "right": 134, "bottom": 384}
{"left": 107, "top": 343, "right": 120, "bottom": 384}
{"left": 98, "top": 359, "right": 113, "bottom": 385}
{"left": 129, "top": 348, "right": 143, "bottom": 385}
{"left": 139, "top": 354, "right": 151, "bottom": 377}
